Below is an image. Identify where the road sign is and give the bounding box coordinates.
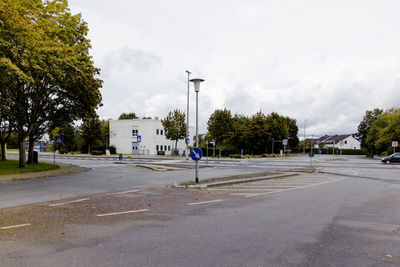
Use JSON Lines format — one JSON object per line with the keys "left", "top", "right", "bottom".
{"left": 137, "top": 135, "right": 141, "bottom": 142}
{"left": 185, "top": 137, "right": 190, "bottom": 144}
{"left": 317, "top": 149, "right": 322, "bottom": 154}
{"left": 54, "top": 136, "right": 63, "bottom": 145}
{"left": 309, "top": 151, "right": 314, "bottom": 157}
{"left": 392, "top": 141, "right": 398, "bottom": 147}
{"left": 190, "top": 147, "right": 202, "bottom": 161}
{"left": 282, "top": 139, "right": 288, "bottom": 146}
{"left": 212, "top": 140, "right": 215, "bottom": 146}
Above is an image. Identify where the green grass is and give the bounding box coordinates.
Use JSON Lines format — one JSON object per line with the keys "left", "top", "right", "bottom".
{"left": 0, "top": 160, "right": 60, "bottom": 175}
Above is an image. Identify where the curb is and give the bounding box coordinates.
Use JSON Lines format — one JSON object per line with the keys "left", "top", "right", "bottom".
{"left": 174, "top": 172, "right": 300, "bottom": 189}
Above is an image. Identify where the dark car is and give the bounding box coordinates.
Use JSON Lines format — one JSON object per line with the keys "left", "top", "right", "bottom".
{"left": 381, "top": 153, "right": 400, "bottom": 164}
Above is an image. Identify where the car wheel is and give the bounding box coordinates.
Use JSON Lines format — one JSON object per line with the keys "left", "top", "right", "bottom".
{"left": 386, "top": 160, "right": 391, "bottom": 165}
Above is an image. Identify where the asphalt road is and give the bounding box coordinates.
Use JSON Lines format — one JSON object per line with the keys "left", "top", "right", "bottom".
{"left": 1, "top": 154, "right": 400, "bottom": 266}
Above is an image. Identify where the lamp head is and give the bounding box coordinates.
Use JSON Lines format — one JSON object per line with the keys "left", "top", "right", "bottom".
{"left": 190, "top": 78, "right": 204, "bottom": 92}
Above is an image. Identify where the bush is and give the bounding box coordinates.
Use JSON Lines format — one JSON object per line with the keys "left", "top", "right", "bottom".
{"left": 109, "top": 145, "right": 117, "bottom": 154}
{"left": 91, "top": 150, "right": 103, "bottom": 155}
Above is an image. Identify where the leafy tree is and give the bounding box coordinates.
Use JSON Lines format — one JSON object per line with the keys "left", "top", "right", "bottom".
{"left": 365, "top": 108, "right": 400, "bottom": 156}
{"left": 285, "top": 117, "right": 299, "bottom": 148}
{"left": 79, "top": 113, "right": 103, "bottom": 154}
{"left": 0, "top": 88, "right": 14, "bottom": 160}
{"left": 357, "top": 108, "right": 383, "bottom": 148}
{"left": 207, "top": 109, "right": 233, "bottom": 156}
{"left": 161, "top": 109, "right": 186, "bottom": 152}
{"left": 118, "top": 113, "right": 138, "bottom": 120}
{"left": 0, "top": 0, "right": 102, "bottom": 167}
{"left": 266, "top": 112, "right": 289, "bottom": 153}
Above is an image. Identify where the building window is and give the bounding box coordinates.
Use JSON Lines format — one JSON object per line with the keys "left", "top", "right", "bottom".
{"left": 156, "top": 129, "right": 159, "bottom": 135}
{"left": 132, "top": 129, "right": 138, "bottom": 137}
{"left": 160, "top": 145, "right": 163, "bottom": 151}
{"left": 161, "top": 129, "right": 163, "bottom": 135}
{"left": 168, "top": 146, "right": 171, "bottom": 151}
{"left": 345, "top": 141, "right": 347, "bottom": 144}
{"left": 164, "top": 145, "right": 167, "bottom": 151}
{"left": 156, "top": 145, "right": 159, "bottom": 151}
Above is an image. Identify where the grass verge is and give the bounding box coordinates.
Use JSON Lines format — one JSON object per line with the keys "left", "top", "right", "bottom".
{"left": 0, "top": 160, "right": 59, "bottom": 175}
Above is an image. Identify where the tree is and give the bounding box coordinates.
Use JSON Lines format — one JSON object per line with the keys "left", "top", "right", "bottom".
{"left": 357, "top": 108, "right": 383, "bottom": 148}
{"left": 0, "top": 0, "right": 102, "bottom": 167}
{"left": 364, "top": 108, "right": 400, "bottom": 157}
{"left": 207, "top": 109, "right": 233, "bottom": 156}
{"left": 266, "top": 112, "right": 289, "bottom": 153}
{"left": 79, "top": 113, "right": 103, "bottom": 154}
{"left": 161, "top": 109, "right": 186, "bottom": 153}
{"left": 118, "top": 113, "right": 138, "bottom": 120}
{"left": 0, "top": 87, "right": 14, "bottom": 160}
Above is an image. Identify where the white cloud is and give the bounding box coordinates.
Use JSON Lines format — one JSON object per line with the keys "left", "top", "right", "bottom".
{"left": 69, "top": 0, "right": 400, "bottom": 136}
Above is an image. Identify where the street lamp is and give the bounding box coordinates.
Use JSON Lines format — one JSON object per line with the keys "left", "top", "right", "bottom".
{"left": 190, "top": 77, "right": 204, "bottom": 183}
{"left": 185, "top": 70, "right": 191, "bottom": 160}
{"left": 303, "top": 119, "right": 308, "bottom": 154}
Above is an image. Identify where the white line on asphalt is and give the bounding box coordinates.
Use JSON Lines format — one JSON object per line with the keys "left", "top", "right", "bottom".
{"left": 187, "top": 199, "right": 223, "bottom": 206}
{"left": 208, "top": 188, "right": 277, "bottom": 191}
{"left": 245, "top": 178, "right": 346, "bottom": 197}
{"left": 49, "top": 198, "right": 90, "bottom": 207}
{"left": 0, "top": 223, "right": 31, "bottom": 230}
{"left": 96, "top": 209, "right": 149, "bottom": 217}
{"left": 111, "top": 189, "right": 143, "bottom": 195}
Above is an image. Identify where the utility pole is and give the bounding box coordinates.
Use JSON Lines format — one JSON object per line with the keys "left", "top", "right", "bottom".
{"left": 185, "top": 70, "right": 191, "bottom": 160}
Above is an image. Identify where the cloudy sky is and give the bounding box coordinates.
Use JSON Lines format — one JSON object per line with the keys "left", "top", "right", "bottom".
{"left": 68, "top": 0, "right": 400, "bottom": 137}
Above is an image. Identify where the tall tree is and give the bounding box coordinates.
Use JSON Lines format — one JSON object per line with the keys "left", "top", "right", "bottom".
{"left": 0, "top": 0, "right": 102, "bottom": 167}
{"left": 207, "top": 109, "right": 233, "bottom": 156}
{"left": 161, "top": 109, "right": 186, "bottom": 152}
{"left": 118, "top": 113, "right": 138, "bottom": 120}
{"left": 79, "top": 113, "right": 102, "bottom": 154}
{"left": 364, "top": 108, "right": 400, "bottom": 156}
{"left": 357, "top": 108, "right": 383, "bottom": 148}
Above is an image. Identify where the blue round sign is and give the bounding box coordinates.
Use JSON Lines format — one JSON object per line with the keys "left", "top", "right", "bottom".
{"left": 317, "top": 149, "right": 322, "bottom": 154}
{"left": 190, "top": 147, "right": 202, "bottom": 161}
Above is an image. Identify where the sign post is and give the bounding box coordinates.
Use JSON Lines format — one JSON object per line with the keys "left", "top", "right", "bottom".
{"left": 282, "top": 139, "right": 288, "bottom": 156}
{"left": 392, "top": 141, "right": 398, "bottom": 153}
{"left": 137, "top": 135, "right": 141, "bottom": 162}
{"left": 190, "top": 147, "right": 203, "bottom": 183}
{"left": 206, "top": 140, "right": 209, "bottom": 166}
{"left": 54, "top": 136, "right": 63, "bottom": 164}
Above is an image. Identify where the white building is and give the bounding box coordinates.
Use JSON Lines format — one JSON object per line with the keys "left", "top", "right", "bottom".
{"left": 313, "top": 134, "right": 361, "bottom": 149}
{"left": 109, "top": 118, "right": 194, "bottom": 155}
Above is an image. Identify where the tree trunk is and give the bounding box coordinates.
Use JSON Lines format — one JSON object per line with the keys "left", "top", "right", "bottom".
{"left": 1, "top": 142, "right": 6, "bottom": 161}
{"left": 88, "top": 143, "right": 91, "bottom": 154}
{"left": 27, "top": 133, "right": 35, "bottom": 164}
{"left": 19, "top": 137, "right": 26, "bottom": 168}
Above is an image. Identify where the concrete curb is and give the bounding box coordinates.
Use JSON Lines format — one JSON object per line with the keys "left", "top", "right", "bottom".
{"left": 173, "top": 172, "right": 300, "bottom": 189}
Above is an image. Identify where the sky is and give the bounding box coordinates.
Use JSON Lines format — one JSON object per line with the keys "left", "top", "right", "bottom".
{"left": 68, "top": 0, "right": 400, "bottom": 138}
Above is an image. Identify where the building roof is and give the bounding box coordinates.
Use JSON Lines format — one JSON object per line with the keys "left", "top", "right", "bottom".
{"left": 315, "top": 134, "right": 356, "bottom": 145}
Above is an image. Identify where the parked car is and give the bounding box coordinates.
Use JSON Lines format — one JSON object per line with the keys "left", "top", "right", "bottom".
{"left": 381, "top": 153, "right": 400, "bottom": 164}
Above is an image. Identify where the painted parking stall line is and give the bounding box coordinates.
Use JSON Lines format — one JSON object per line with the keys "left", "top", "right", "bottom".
{"left": 97, "top": 209, "right": 149, "bottom": 217}
{"left": 245, "top": 178, "right": 346, "bottom": 197}
{"left": 187, "top": 199, "right": 223, "bottom": 206}
{"left": 0, "top": 223, "right": 31, "bottom": 230}
{"left": 49, "top": 198, "right": 90, "bottom": 207}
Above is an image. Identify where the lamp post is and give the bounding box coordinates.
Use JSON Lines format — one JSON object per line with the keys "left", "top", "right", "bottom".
{"left": 190, "top": 78, "right": 204, "bottom": 183}
{"left": 303, "top": 119, "right": 308, "bottom": 153}
{"left": 185, "top": 70, "right": 191, "bottom": 160}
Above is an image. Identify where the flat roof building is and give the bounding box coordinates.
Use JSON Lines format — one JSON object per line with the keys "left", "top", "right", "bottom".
{"left": 110, "top": 118, "right": 193, "bottom": 155}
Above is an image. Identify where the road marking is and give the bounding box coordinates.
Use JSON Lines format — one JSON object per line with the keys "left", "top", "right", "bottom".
{"left": 0, "top": 223, "right": 31, "bottom": 230}
{"left": 111, "top": 189, "right": 143, "bottom": 195}
{"left": 245, "top": 178, "right": 346, "bottom": 197}
{"left": 187, "top": 199, "right": 223, "bottom": 206}
{"left": 97, "top": 209, "right": 149, "bottom": 217}
{"left": 49, "top": 198, "right": 90, "bottom": 207}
